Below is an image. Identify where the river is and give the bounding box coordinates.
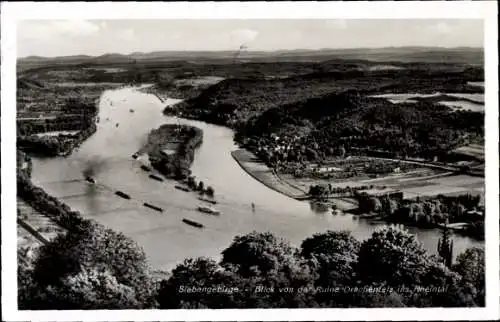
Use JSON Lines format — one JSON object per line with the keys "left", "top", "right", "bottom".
{"left": 31, "top": 86, "right": 483, "bottom": 271}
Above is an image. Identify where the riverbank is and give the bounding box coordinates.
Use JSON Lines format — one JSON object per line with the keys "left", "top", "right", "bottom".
{"left": 231, "top": 149, "right": 307, "bottom": 200}
{"left": 140, "top": 85, "right": 171, "bottom": 102}
{"left": 140, "top": 124, "right": 203, "bottom": 180}
{"left": 18, "top": 122, "right": 97, "bottom": 157}
{"left": 17, "top": 198, "right": 66, "bottom": 246}
{"left": 17, "top": 168, "right": 88, "bottom": 232}
{"left": 139, "top": 84, "right": 202, "bottom": 102}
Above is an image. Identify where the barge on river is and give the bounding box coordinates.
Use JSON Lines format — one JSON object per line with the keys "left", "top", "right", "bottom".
{"left": 175, "top": 185, "right": 190, "bottom": 192}
{"left": 182, "top": 218, "right": 204, "bottom": 228}
{"left": 149, "top": 174, "right": 164, "bottom": 182}
{"left": 115, "top": 191, "right": 131, "bottom": 200}
{"left": 197, "top": 205, "right": 220, "bottom": 215}
{"left": 198, "top": 197, "right": 217, "bottom": 205}
{"left": 140, "top": 165, "right": 151, "bottom": 172}
{"left": 144, "top": 202, "right": 163, "bottom": 213}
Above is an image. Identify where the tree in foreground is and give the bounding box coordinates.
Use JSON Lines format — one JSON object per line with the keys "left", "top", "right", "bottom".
{"left": 158, "top": 232, "right": 318, "bottom": 309}
{"left": 356, "top": 225, "right": 432, "bottom": 289}
{"left": 300, "top": 230, "right": 361, "bottom": 307}
{"left": 437, "top": 223, "right": 454, "bottom": 268}
{"left": 221, "top": 231, "right": 318, "bottom": 308}
{"left": 356, "top": 225, "right": 481, "bottom": 307}
{"left": 28, "top": 267, "right": 141, "bottom": 309}
{"left": 23, "top": 220, "right": 154, "bottom": 309}
{"left": 452, "top": 247, "right": 485, "bottom": 306}
{"left": 157, "top": 257, "right": 237, "bottom": 309}
{"left": 301, "top": 230, "right": 360, "bottom": 285}
{"left": 221, "top": 231, "right": 298, "bottom": 275}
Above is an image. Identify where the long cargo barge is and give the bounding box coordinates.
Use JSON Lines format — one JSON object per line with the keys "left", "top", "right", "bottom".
{"left": 149, "top": 174, "right": 164, "bottom": 182}
{"left": 197, "top": 197, "right": 217, "bottom": 205}
{"left": 182, "top": 218, "right": 204, "bottom": 228}
{"left": 175, "top": 185, "right": 190, "bottom": 192}
{"left": 141, "top": 165, "right": 151, "bottom": 172}
{"left": 143, "top": 202, "right": 163, "bottom": 213}
{"left": 115, "top": 191, "right": 131, "bottom": 199}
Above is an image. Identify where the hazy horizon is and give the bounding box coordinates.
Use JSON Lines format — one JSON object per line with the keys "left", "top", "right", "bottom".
{"left": 17, "top": 19, "right": 484, "bottom": 58}
{"left": 19, "top": 45, "right": 484, "bottom": 60}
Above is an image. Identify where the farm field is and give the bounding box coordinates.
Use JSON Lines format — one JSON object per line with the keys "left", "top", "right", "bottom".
{"left": 370, "top": 92, "right": 484, "bottom": 107}
{"left": 174, "top": 76, "right": 225, "bottom": 87}
{"left": 34, "top": 130, "right": 80, "bottom": 137}
{"left": 467, "top": 81, "right": 485, "bottom": 88}
{"left": 281, "top": 167, "right": 483, "bottom": 200}
{"left": 446, "top": 93, "right": 484, "bottom": 103}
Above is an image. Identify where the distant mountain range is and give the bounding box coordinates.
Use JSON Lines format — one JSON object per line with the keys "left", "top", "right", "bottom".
{"left": 18, "top": 47, "right": 483, "bottom": 65}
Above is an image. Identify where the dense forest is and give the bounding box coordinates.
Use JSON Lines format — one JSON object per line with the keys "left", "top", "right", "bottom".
{"left": 162, "top": 64, "right": 483, "bottom": 163}
{"left": 237, "top": 91, "right": 483, "bottom": 163}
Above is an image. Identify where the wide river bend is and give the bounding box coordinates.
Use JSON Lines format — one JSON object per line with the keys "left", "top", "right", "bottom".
{"left": 31, "top": 87, "right": 483, "bottom": 271}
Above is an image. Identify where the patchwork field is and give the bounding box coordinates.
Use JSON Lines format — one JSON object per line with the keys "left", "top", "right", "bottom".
{"left": 439, "top": 100, "right": 484, "bottom": 112}
{"left": 369, "top": 92, "right": 484, "bottom": 112}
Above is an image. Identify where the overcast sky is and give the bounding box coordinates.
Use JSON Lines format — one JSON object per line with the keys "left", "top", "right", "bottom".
{"left": 17, "top": 19, "right": 483, "bottom": 57}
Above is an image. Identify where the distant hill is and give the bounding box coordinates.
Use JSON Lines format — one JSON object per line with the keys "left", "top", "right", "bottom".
{"left": 17, "top": 47, "right": 483, "bottom": 67}
{"left": 18, "top": 55, "right": 93, "bottom": 63}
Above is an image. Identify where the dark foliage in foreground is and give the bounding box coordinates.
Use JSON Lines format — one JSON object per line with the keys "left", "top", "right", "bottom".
{"left": 19, "top": 222, "right": 485, "bottom": 309}
{"left": 19, "top": 220, "right": 155, "bottom": 309}
{"left": 157, "top": 228, "right": 483, "bottom": 309}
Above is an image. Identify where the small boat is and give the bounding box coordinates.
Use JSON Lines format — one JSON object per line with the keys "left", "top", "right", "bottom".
{"left": 140, "top": 165, "right": 151, "bottom": 172}
{"left": 149, "top": 174, "right": 164, "bottom": 182}
{"left": 197, "top": 205, "right": 220, "bottom": 215}
{"left": 129, "top": 109, "right": 134, "bottom": 113}
{"left": 84, "top": 176, "right": 96, "bottom": 184}
{"left": 115, "top": 191, "right": 131, "bottom": 199}
{"left": 132, "top": 153, "right": 139, "bottom": 159}
{"left": 175, "top": 185, "right": 190, "bottom": 192}
{"left": 115, "top": 123, "right": 119, "bottom": 127}
{"left": 182, "top": 218, "right": 204, "bottom": 228}
{"left": 143, "top": 202, "right": 163, "bottom": 212}
{"left": 197, "top": 197, "right": 217, "bottom": 205}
